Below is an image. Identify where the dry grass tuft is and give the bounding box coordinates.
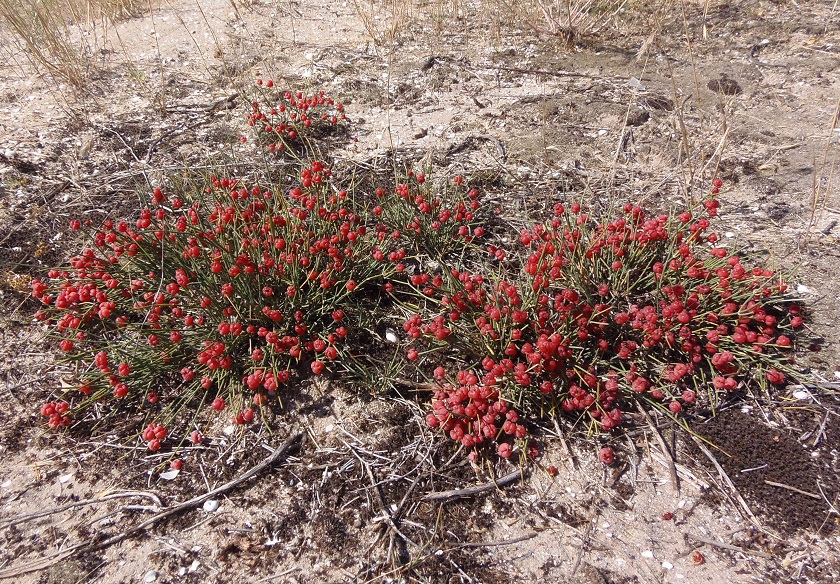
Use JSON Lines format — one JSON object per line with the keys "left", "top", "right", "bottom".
{"left": 0, "top": 0, "right": 146, "bottom": 87}
{"left": 494, "top": 0, "right": 628, "bottom": 45}
{"left": 350, "top": 0, "right": 416, "bottom": 49}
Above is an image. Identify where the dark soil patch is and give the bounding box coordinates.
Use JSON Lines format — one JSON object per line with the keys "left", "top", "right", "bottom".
{"left": 691, "top": 408, "right": 839, "bottom": 534}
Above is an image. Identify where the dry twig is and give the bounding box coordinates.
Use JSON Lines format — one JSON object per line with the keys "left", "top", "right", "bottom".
{"left": 0, "top": 432, "right": 303, "bottom": 580}
{"left": 421, "top": 469, "right": 524, "bottom": 502}
{"left": 635, "top": 401, "right": 680, "bottom": 494}
{"left": 684, "top": 532, "right": 772, "bottom": 559}
{"left": 764, "top": 480, "right": 822, "bottom": 501}
{"left": 0, "top": 490, "right": 162, "bottom": 528}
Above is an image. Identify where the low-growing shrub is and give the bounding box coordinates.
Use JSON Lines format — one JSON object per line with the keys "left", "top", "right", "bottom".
{"left": 32, "top": 90, "right": 804, "bottom": 462}
{"left": 33, "top": 160, "right": 403, "bottom": 441}
{"left": 247, "top": 83, "right": 347, "bottom": 154}
{"left": 407, "top": 191, "right": 802, "bottom": 459}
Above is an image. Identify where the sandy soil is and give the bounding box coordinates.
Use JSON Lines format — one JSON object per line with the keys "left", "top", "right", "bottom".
{"left": 0, "top": 1, "right": 838, "bottom": 582}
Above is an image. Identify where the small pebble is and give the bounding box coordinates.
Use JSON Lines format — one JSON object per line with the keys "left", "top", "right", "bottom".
{"left": 143, "top": 571, "right": 158, "bottom": 583}
{"left": 203, "top": 499, "right": 220, "bottom": 512}
{"left": 642, "top": 550, "right": 654, "bottom": 559}
{"left": 628, "top": 77, "right": 646, "bottom": 90}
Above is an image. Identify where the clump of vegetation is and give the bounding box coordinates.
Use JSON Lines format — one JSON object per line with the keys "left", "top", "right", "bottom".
{"left": 32, "top": 83, "right": 804, "bottom": 462}
{"left": 407, "top": 194, "right": 802, "bottom": 460}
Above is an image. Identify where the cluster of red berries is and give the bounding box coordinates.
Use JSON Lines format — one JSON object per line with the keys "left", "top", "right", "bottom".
{"left": 247, "top": 83, "right": 346, "bottom": 151}
{"left": 40, "top": 401, "right": 71, "bottom": 429}
{"left": 142, "top": 423, "right": 167, "bottom": 451}
{"left": 371, "top": 172, "right": 484, "bottom": 259}
{"left": 31, "top": 155, "right": 413, "bottom": 435}
{"left": 426, "top": 369, "right": 526, "bottom": 460}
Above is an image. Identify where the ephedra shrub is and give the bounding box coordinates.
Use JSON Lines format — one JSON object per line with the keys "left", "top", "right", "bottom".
{"left": 409, "top": 191, "right": 804, "bottom": 459}
{"left": 31, "top": 86, "right": 486, "bottom": 449}
{"left": 247, "top": 83, "right": 348, "bottom": 155}
{"left": 31, "top": 84, "right": 805, "bottom": 460}
{"left": 32, "top": 163, "right": 400, "bottom": 442}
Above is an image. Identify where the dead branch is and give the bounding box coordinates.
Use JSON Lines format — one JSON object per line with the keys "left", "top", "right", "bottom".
{"left": 635, "top": 401, "right": 680, "bottom": 494}
{"left": 0, "top": 432, "right": 303, "bottom": 580}
{"left": 684, "top": 532, "right": 771, "bottom": 559}
{"left": 0, "top": 491, "right": 162, "bottom": 528}
{"left": 486, "top": 64, "right": 622, "bottom": 82}
{"left": 421, "top": 469, "right": 524, "bottom": 502}
{"left": 764, "top": 480, "right": 822, "bottom": 501}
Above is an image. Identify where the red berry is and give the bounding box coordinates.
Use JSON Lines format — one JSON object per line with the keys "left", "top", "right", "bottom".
{"left": 765, "top": 369, "right": 786, "bottom": 384}
{"left": 598, "top": 447, "right": 615, "bottom": 465}
{"left": 170, "top": 459, "right": 183, "bottom": 470}
{"left": 211, "top": 397, "right": 226, "bottom": 411}
{"left": 113, "top": 383, "right": 129, "bottom": 398}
